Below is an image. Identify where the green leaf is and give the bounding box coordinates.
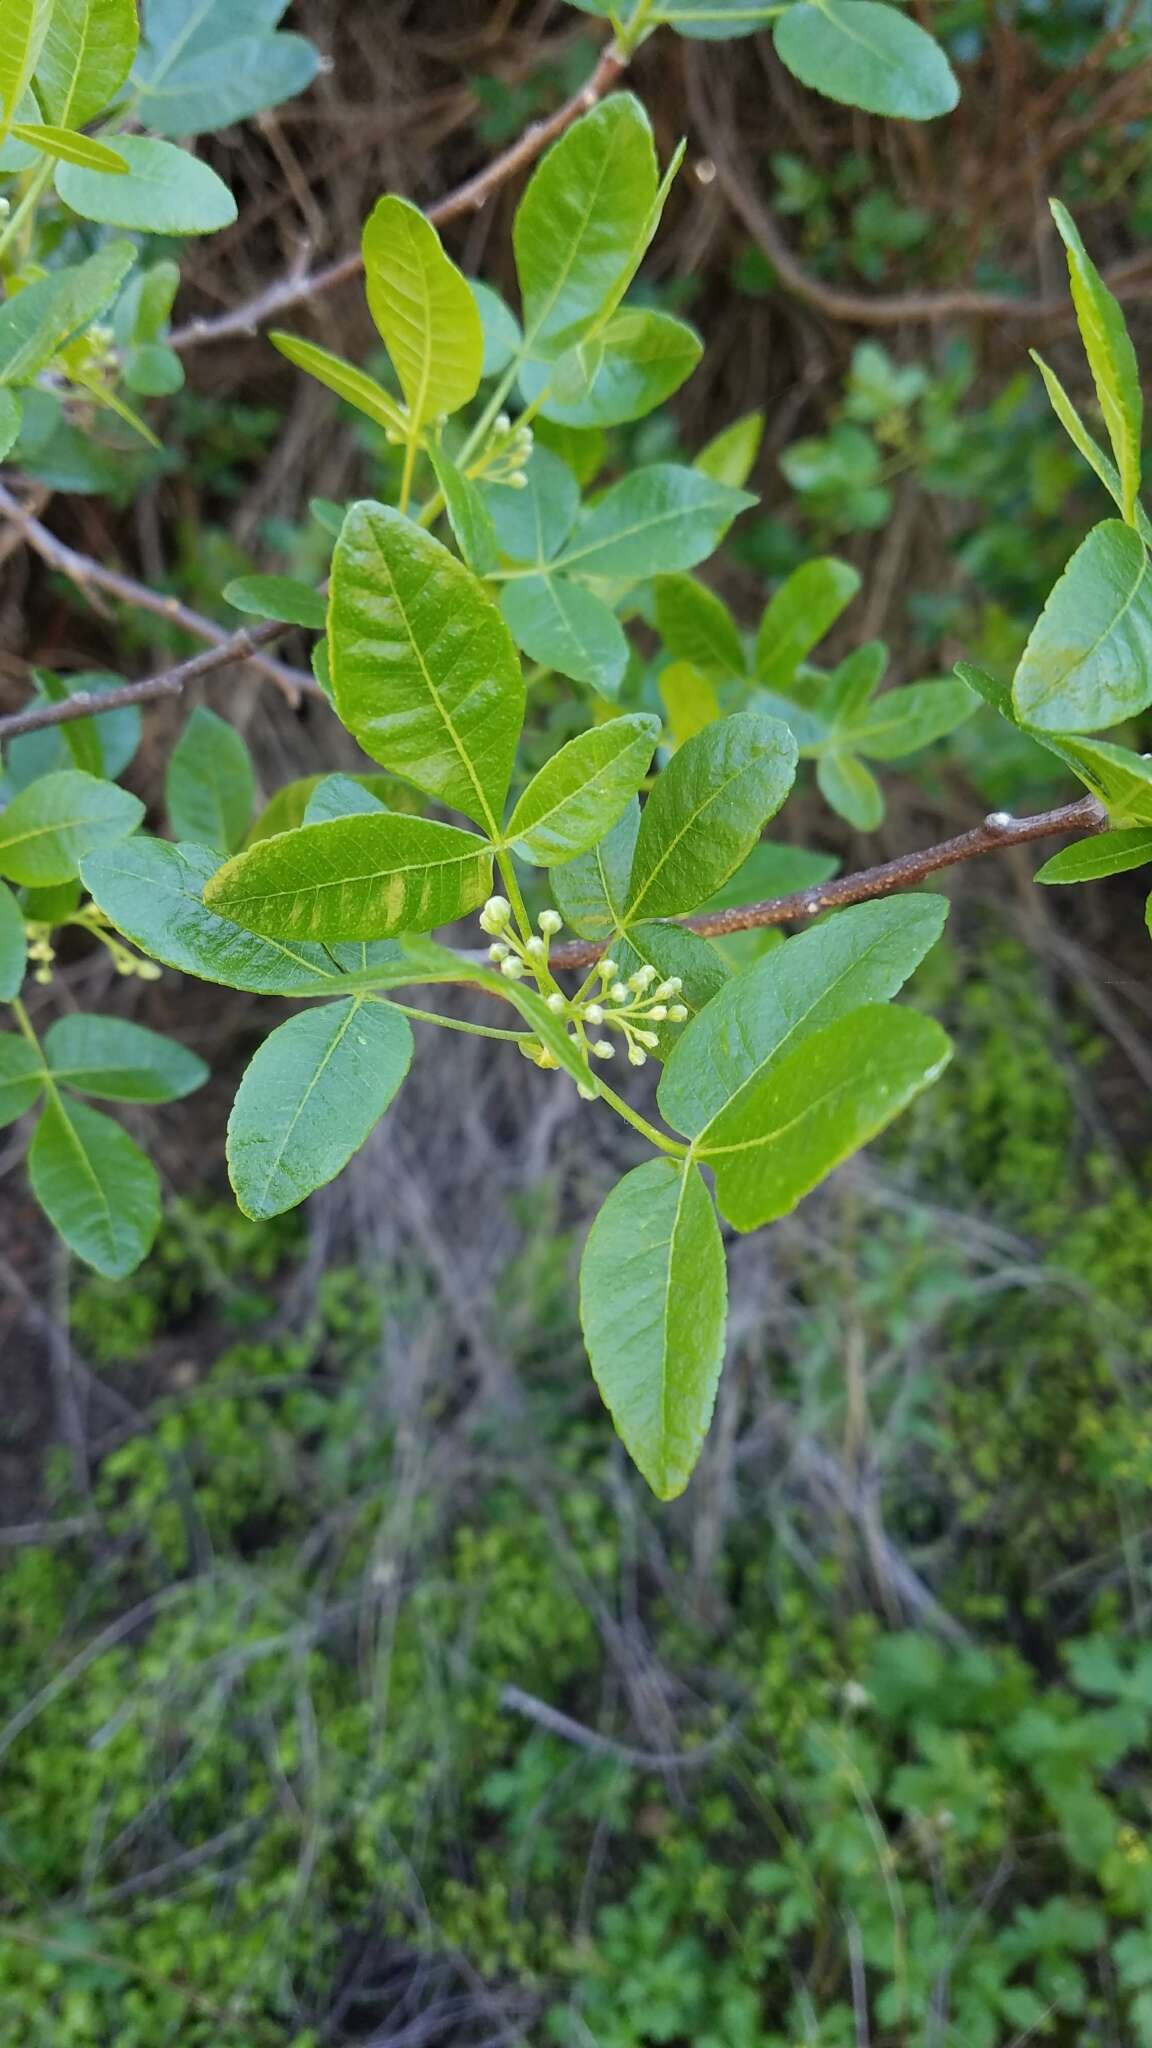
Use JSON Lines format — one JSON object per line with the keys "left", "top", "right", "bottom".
{"left": 655, "top": 574, "right": 745, "bottom": 679}
{"left": 580, "top": 1157, "right": 727, "bottom": 1500}
{"left": 1035, "top": 828, "right": 1152, "bottom": 885}
{"left": 756, "top": 557, "right": 861, "bottom": 690}
{"left": 843, "top": 677, "right": 976, "bottom": 760}
{"left": 611, "top": 921, "right": 728, "bottom": 1057}
{"left": 554, "top": 465, "right": 755, "bottom": 582}
{"left": 774, "top": 1, "right": 959, "bottom": 121}
{"left": 11, "top": 122, "right": 128, "bottom": 170}
{"left": 1030, "top": 351, "right": 1152, "bottom": 544}
{"left": 0, "top": 0, "right": 53, "bottom": 136}
{"left": 659, "top": 893, "right": 948, "bottom": 1139}
{"left": 166, "top": 707, "right": 255, "bottom": 856}
{"left": 485, "top": 446, "right": 579, "bottom": 564}
{"left": 223, "top": 574, "right": 326, "bottom": 630}
{"left": 0, "top": 770, "right": 142, "bottom": 886}
{"left": 44, "top": 1014, "right": 208, "bottom": 1102}
{"left": 1040, "top": 735, "right": 1152, "bottom": 826}
{"left": 270, "top": 332, "right": 408, "bottom": 436}
{"left": 302, "top": 775, "right": 387, "bottom": 827}
{"left": 35, "top": 0, "right": 138, "bottom": 128}
{"left": 506, "top": 714, "right": 659, "bottom": 865}
{"left": 203, "top": 814, "right": 493, "bottom": 942}
{"left": 550, "top": 800, "right": 638, "bottom": 940}
{"left": 426, "top": 442, "right": 499, "bottom": 576}
{"left": 1050, "top": 200, "right": 1143, "bottom": 528}
{"left": 56, "top": 136, "right": 237, "bottom": 233}
{"left": 227, "top": 997, "right": 413, "bottom": 1220}
{"left": 28, "top": 1094, "right": 160, "bottom": 1277}
{"left": 122, "top": 340, "right": 183, "bottom": 396}
{"left": 514, "top": 94, "right": 658, "bottom": 361}
{"left": 816, "top": 752, "right": 884, "bottom": 830}
{"left": 0, "top": 879, "right": 27, "bottom": 999}
{"left": 0, "top": 386, "right": 21, "bottom": 459}
{"left": 1012, "top": 521, "right": 1152, "bottom": 733}
{"left": 697, "top": 1004, "right": 952, "bottom": 1231}
{"left": 698, "top": 838, "right": 839, "bottom": 913}
{"left": 362, "top": 195, "right": 483, "bottom": 427}
{"left": 695, "top": 409, "right": 763, "bottom": 487}
{"left": 0, "top": 1035, "right": 43, "bottom": 1126}
{"left": 330, "top": 501, "right": 525, "bottom": 833}
{"left": 660, "top": 660, "right": 721, "bottom": 746}
{"left": 518, "top": 309, "right": 701, "bottom": 428}
{"left": 5, "top": 670, "right": 140, "bottom": 788}
{"left": 501, "top": 574, "right": 629, "bottom": 697}
{"left": 133, "top": 30, "right": 318, "bottom": 136}
{"left": 825, "top": 641, "right": 886, "bottom": 723}
{"left": 469, "top": 278, "right": 522, "bottom": 376}
{"left": 0, "top": 241, "right": 135, "bottom": 387}
{"left": 626, "top": 711, "right": 797, "bottom": 920}
{"left": 492, "top": 978, "right": 595, "bottom": 1090}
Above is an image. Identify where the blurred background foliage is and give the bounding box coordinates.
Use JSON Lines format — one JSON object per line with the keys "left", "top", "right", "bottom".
{"left": 5, "top": 1, "right": 1152, "bottom": 2041}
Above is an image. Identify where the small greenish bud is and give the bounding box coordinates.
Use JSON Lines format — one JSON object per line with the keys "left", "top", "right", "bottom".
{"left": 668, "top": 1004, "right": 688, "bottom": 1022}
{"left": 609, "top": 982, "right": 629, "bottom": 1004}
{"left": 479, "top": 895, "right": 512, "bottom": 934}
{"left": 139, "top": 961, "right": 163, "bottom": 982}
{"left": 584, "top": 1003, "right": 604, "bottom": 1026}
{"left": 525, "top": 935, "right": 546, "bottom": 960}
{"left": 488, "top": 942, "right": 510, "bottom": 963}
{"left": 629, "top": 964, "right": 657, "bottom": 992}
{"left": 508, "top": 472, "right": 529, "bottom": 490}
{"left": 577, "top": 1083, "right": 598, "bottom": 1101}
{"left": 649, "top": 1005, "right": 668, "bottom": 1022}
{"left": 546, "top": 992, "right": 566, "bottom": 1014}
{"left": 537, "top": 1049, "right": 559, "bottom": 1070}
{"left": 34, "top": 967, "right": 53, "bottom": 985}
{"left": 598, "top": 958, "right": 618, "bottom": 981}
{"left": 538, "top": 909, "right": 562, "bottom": 936}
{"left": 655, "top": 977, "right": 682, "bottom": 999}
{"left": 495, "top": 413, "right": 511, "bottom": 434}
{"left": 501, "top": 955, "right": 526, "bottom": 980}
{"left": 636, "top": 1029, "right": 660, "bottom": 1050}
{"left": 114, "top": 958, "right": 134, "bottom": 976}
{"left": 627, "top": 1044, "right": 648, "bottom": 1068}
{"left": 592, "top": 1040, "right": 615, "bottom": 1060}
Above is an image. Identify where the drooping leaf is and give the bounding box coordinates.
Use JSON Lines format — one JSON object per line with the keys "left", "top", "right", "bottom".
{"left": 270, "top": 332, "right": 409, "bottom": 436}
{"left": 554, "top": 465, "right": 755, "bottom": 582}
{"left": 224, "top": 574, "right": 326, "bottom": 631}
{"left": 427, "top": 442, "right": 499, "bottom": 576}
{"left": 755, "top": 557, "right": 861, "bottom": 690}
{"left": 302, "top": 775, "right": 387, "bottom": 827}
{"left": 580, "top": 1157, "right": 727, "bottom": 1500}
{"left": 774, "top": 1, "right": 959, "bottom": 120}
{"left": 203, "top": 813, "right": 493, "bottom": 942}
{"left": 485, "top": 446, "right": 580, "bottom": 564}
{"left": 166, "top": 706, "right": 255, "bottom": 855}
{"left": 626, "top": 711, "right": 797, "bottom": 920}
{"left": 659, "top": 893, "right": 948, "bottom": 1138}
{"left": 56, "top": 136, "right": 236, "bottom": 232}
{"left": 44, "top": 1013, "right": 208, "bottom": 1102}
{"left": 28, "top": 1094, "right": 160, "bottom": 1277}
{"left": 0, "top": 1036, "right": 43, "bottom": 1126}
{"left": 550, "top": 800, "right": 639, "bottom": 940}
{"left": 134, "top": 29, "right": 318, "bottom": 135}
{"left": 697, "top": 1004, "right": 952, "bottom": 1230}
{"left": 843, "top": 677, "right": 976, "bottom": 760}
{"left": 501, "top": 574, "right": 629, "bottom": 696}
{"left": 518, "top": 308, "right": 702, "bottom": 428}
{"left": 362, "top": 194, "right": 483, "bottom": 426}
{"left": 35, "top": 0, "right": 139, "bottom": 127}
{"left": 506, "top": 713, "right": 659, "bottom": 865}
{"left": 1012, "top": 521, "right": 1152, "bottom": 733}
{"left": 514, "top": 94, "right": 658, "bottom": 360}
{"left": 655, "top": 574, "right": 745, "bottom": 679}
{"left": 1050, "top": 200, "right": 1143, "bottom": 528}
{"left": 816, "top": 750, "right": 884, "bottom": 831}
{"left": 1035, "top": 828, "right": 1152, "bottom": 885}
{"left": 0, "top": 880, "right": 27, "bottom": 999}
{"left": 227, "top": 997, "right": 413, "bottom": 1219}
{"left": 0, "top": 770, "right": 143, "bottom": 886}
{"left": 11, "top": 123, "right": 129, "bottom": 171}
{"left": 660, "top": 660, "right": 722, "bottom": 746}
{"left": 329, "top": 500, "right": 525, "bottom": 833}
{"left": 695, "top": 409, "right": 764, "bottom": 486}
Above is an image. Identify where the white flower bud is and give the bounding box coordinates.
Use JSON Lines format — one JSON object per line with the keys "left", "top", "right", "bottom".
{"left": 598, "top": 958, "right": 618, "bottom": 980}
{"left": 538, "top": 908, "right": 562, "bottom": 936}
{"left": 636, "top": 1029, "right": 660, "bottom": 1050}
{"left": 609, "top": 982, "right": 629, "bottom": 1004}
{"left": 509, "top": 472, "right": 529, "bottom": 489}
{"left": 495, "top": 413, "right": 511, "bottom": 433}
{"left": 627, "top": 1044, "right": 648, "bottom": 1067}
{"left": 649, "top": 1005, "right": 668, "bottom": 1022}
{"left": 655, "top": 978, "right": 682, "bottom": 999}
{"left": 525, "top": 935, "right": 546, "bottom": 959}
{"left": 501, "top": 955, "right": 526, "bottom": 980}
{"left": 488, "top": 942, "right": 510, "bottom": 963}
{"left": 479, "top": 895, "right": 511, "bottom": 934}
{"left": 584, "top": 1004, "right": 604, "bottom": 1025}
{"left": 577, "top": 1083, "right": 598, "bottom": 1100}
{"left": 592, "top": 1039, "right": 615, "bottom": 1060}
{"left": 668, "top": 1004, "right": 688, "bottom": 1022}
{"left": 629, "top": 964, "right": 657, "bottom": 992}
{"left": 546, "top": 992, "right": 566, "bottom": 1014}
{"left": 140, "top": 962, "right": 163, "bottom": 982}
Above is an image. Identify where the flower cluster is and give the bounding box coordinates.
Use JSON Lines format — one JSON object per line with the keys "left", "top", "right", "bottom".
{"left": 479, "top": 413, "right": 535, "bottom": 487}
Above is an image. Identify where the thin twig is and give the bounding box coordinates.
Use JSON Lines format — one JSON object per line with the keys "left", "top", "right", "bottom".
{"left": 500, "top": 1682, "right": 737, "bottom": 1770}
{"left": 168, "top": 39, "right": 630, "bottom": 352}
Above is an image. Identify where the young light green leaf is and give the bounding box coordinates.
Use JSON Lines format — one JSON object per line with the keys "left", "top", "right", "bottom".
{"left": 224, "top": 574, "right": 326, "bottom": 630}
{"left": 0, "top": 0, "right": 53, "bottom": 137}
{"left": 1030, "top": 352, "right": 1152, "bottom": 544}
{"left": 0, "top": 880, "right": 27, "bottom": 999}
{"left": 554, "top": 465, "right": 755, "bottom": 582}
{"left": 626, "top": 712, "right": 797, "bottom": 920}
{"left": 826, "top": 641, "right": 886, "bottom": 723}
{"left": 1039, "top": 735, "right": 1152, "bottom": 827}
{"left": 550, "top": 800, "right": 639, "bottom": 940}
{"left": 44, "top": 1014, "right": 208, "bottom": 1102}
{"left": 270, "top": 332, "right": 409, "bottom": 436}
{"left": 329, "top": 501, "right": 525, "bottom": 832}
{"left": 660, "top": 660, "right": 722, "bottom": 746}
{"left": 204, "top": 814, "right": 493, "bottom": 943}
{"left": 506, "top": 714, "right": 659, "bottom": 866}
{"left": 1012, "top": 521, "right": 1152, "bottom": 733}
{"left": 55, "top": 136, "right": 237, "bottom": 233}
{"left": 0, "top": 1036, "right": 43, "bottom": 1126}
{"left": 756, "top": 557, "right": 861, "bottom": 690}
{"left": 655, "top": 574, "right": 745, "bottom": 679}
{"left": 695, "top": 409, "right": 764, "bottom": 487}
{"left": 227, "top": 997, "right": 413, "bottom": 1220}
{"left": 816, "top": 752, "right": 884, "bottom": 830}
{"left": 133, "top": 29, "right": 318, "bottom": 137}
{"left": 302, "top": 775, "right": 387, "bottom": 827}
{"left": 501, "top": 574, "right": 629, "bottom": 697}
{"left": 166, "top": 706, "right": 255, "bottom": 856}
{"left": 1035, "top": 828, "right": 1152, "bottom": 885}
{"left": 362, "top": 195, "right": 483, "bottom": 426}
{"left": 514, "top": 94, "right": 658, "bottom": 360}
{"left": 580, "top": 1157, "right": 727, "bottom": 1501}
{"left": 659, "top": 893, "right": 948, "bottom": 1139}
{"left": 0, "top": 241, "right": 135, "bottom": 387}
{"left": 0, "top": 386, "right": 21, "bottom": 459}
{"left": 0, "top": 770, "right": 143, "bottom": 886}
{"left": 35, "top": 0, "right": 138, "bottom": 128}
{"left": 1050, "top": 200, "right": 1143, "bottom": 528}
{"left": 426, "top": 442, "right": 499, "bottom": 576}
{"left": 697, "top": 1004, "right": 952, "bottom": 1231}
{"left": 843, "top": 677, "right": 976, "bottom": 760}
{"left": 11, "top": 123, "right": 128, "bottom": 171}
{"left": 774, "top": 1, "right": 959, "bottom": 120}
{"left": 486, "top": 446, "right": 580, "bottom": 564}
{"left": 28, "top": 1094, "right": 160, "bottom": 1277}
{"left": 517, "top": 309, "right": 702, "bottom": 428}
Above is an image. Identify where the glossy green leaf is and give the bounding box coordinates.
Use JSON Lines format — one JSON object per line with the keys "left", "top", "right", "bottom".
{"left": 270, "top": 332, "right": 408, "bottom": 436}
{"left": 0, "top": 770, "right": 143, "bottom": 886}
{"left": 1041, "top": 735, "right": 1152, "bottom": 827}
{"left": 1030, "top": 351, "right": 1152, "bottom": 545}
{"left": 166, "top": 707, "right": 255, "bottom": 856}
{"left": 223, "top": 574, "right": 326, "bottom": 630}
{"left": 660, "top": 661, "right": 721, "bottom": 746}
{"left": 56, "top": 137, "right": 237, "bottom": 233}
{"left": 486, "top": 446, "right": 579, "bottom": 564}
{"left": 0, "top": 0, "right": 53, "bottom": 134}
{"left": 550, "top": 800, "right": 638, "bottom": 940}
{"left": 774, "top": 1, "right": 959, "bottom": 120}
{"left": 1035, "top": 828, "right": 1152, "bottom": 885}
{"left": 843, "top": 677, "right": 976, "bottom": 760}
{"left": 227, "top": 997, "right": 413, "bottom": 1220}
{"left": 0, "top": 386, "right": 21, "bottom": 459}
{"left": 0, "top": 241, "right": 135, "bottom": 387}
{"left": 659, "top": 893, "right": 948, "bottom": 1139}
{"left": 611, "top": 921, "right": 728, "bottom": 1058}
{"left": 580, "top": 1157, "right": 727, "bottom": 1500}
{"left": 826, "top": 641, "right": 886, "bottom": 723}
{"left": 1012, "top": 521, "right": 1152, "bottom": 733}
{"left": 0, "top": 880, "right": 27, "bottom": 999}
{"left": 134, "top": 29, "right": 318, "bottom": 136}
{"left": 122, "top": 340, "right": 183, "bottom": 395}
{"left": 698, "top": 838, "right": 838, "bottom": 914}
{"left": 469, "top": 278, "right": 522, "bottom": 376}
{"left": 29, "top": 1094, "right": 160, "bottom": 1277}
{"left": 816, "top": 751, "right": 883, "bottom": 830}
{"left": 11, "top": 123, "right": 128, "bottom": 170}
{"left": 35, "top": 0, "right": 138, "bottom": 127}
{"left": 330, "top": 501, "right": 524, "bottom": 832}
{"left": 518, "top": 309, "right": 701, "bottom": 428}
{"left": 362, "top": 195, "right": 483, "bottom": 426}
{"left": 427, "top": 442, "right": 499, "bottom": 576}
{"left": 0, "top": 1036, "right": 43, "bottom": 1126}
{"left": 506, "top": 714, "right": 659, "bottom": 865}
{"left": 5, "top": 671, "right": 140, "bottom": 789}
{"left": 655, "top": 574, "right": 745, "bottom": 679}
{"left": 554, "top": 465, "right": 755, "bottom": 582}
{"left": 627, "top": 711, "right": 797, "bottom": 920}
{"left": 1051, "top": 200, "right": 1142, "bottom": 528}
{"left": 697, "top": 1004, "right": 952, "bottom": 1230}
{"left": 302, "top": 775, "right": 387, "bottom": 827}
{"left": 501, "top": 574, "right": 629, "bottom": 697}
{"left": 755, "top": 557, "right": 861, "bottom": 690}
{"left": 695, "top": 410, "right": 763, "bottom": 487}
{"left": 44, "top": 1013, "right": 208, "bottom": 1102}
{"left": 533, "top": 417, "right": 606, "bottom": 487}
{"left": 514, "top": 94, "right": 658, "bottom": 360}
{"left": 204, "top": 814, "right": 493, "bottom": 943}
